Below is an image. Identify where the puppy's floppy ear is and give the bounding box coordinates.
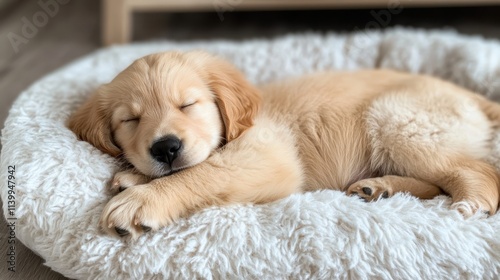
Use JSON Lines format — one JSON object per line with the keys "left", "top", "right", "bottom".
{"left": 67, "top": 87, "right": 121, "bottom": 157}
{"left": 196, "top": 53, "right": 262, "bottom": 142}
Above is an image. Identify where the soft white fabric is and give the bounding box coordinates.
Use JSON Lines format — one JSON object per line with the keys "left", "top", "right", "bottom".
{"left": 2, "top": 28, "right": 500, "bottom": 279}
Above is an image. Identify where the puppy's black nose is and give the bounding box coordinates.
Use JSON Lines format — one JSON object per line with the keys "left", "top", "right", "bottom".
{"left": 150, "top": 135, "right": 182, "bottom": 165}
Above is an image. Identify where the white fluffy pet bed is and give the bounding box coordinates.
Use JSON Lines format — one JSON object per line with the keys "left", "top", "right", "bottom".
{"left": 3, "top": 28, "right": 500, "bottom": 279}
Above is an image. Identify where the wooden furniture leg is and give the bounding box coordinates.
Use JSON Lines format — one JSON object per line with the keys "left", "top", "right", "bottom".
{"left": 102, "top": 0, "right": 131, "bottom": 45}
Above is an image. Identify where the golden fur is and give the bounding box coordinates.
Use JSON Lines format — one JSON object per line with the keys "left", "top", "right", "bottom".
{"left": 68, "top": 51, "right": 500, "bottom": 238}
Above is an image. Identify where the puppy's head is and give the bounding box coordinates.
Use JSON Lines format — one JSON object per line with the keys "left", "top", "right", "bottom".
{"left": 68, "top": 51, "right": 261, "bottom": 177}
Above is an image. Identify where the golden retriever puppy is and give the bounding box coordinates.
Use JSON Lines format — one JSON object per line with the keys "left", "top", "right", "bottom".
{"left": 68, "top": 51, "right": 500, "bottom": 238}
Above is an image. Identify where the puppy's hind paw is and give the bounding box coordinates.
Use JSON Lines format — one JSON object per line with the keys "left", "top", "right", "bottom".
{"left": 450, "top": 200, "right": 491, "bottom": 218}
{"left": 347, "top": 178, "right": 392, "bottom": 202}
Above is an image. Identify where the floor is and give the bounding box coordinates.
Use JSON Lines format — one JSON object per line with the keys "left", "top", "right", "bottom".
{"left": 0, "top": 0, "right": 499, "bottom": 279}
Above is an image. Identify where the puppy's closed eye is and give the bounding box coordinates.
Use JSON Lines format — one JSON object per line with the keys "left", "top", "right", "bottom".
{"left": 122, "top": 117, "right": 140, "bottom": 123}
{"left": 180, "top": 101, "right": 197, "bottom": 110}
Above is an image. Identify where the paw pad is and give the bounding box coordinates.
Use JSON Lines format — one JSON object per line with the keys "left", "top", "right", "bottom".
{"left": 114, "top": 227, "right": 129, "bottom": 237}
{"left": 382, "top": 191, "right": 389, "bottom": 198}
{"left": 141, "top": 225, "right": 152, "bottom": 232}
{"left": 347, "top": 178, "right": 392, "bottom": 202}
{"left": 362, "top": 187, "right": 372, "bottom": 195}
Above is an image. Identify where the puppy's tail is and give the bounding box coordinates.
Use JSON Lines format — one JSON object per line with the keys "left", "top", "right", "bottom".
{"left": 473, "top": 94, "right": 500, "bottom": 127}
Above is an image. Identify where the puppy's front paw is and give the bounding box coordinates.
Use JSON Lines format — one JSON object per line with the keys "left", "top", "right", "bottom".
{"left": 108, "top": 170, "right": 150, "bottom": 194}
{"left": 347, "top": 178, "right": 393, "bottom": 202}
{"left": 99, "top": 185, "right": 177, "bottom": 239}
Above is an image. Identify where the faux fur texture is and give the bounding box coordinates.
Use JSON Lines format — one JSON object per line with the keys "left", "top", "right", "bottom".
{"left": 2, "top": 28, "right": 500, "bottom": 279}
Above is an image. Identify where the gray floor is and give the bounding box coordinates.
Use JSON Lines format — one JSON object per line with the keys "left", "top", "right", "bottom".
{"left": 1, "top": 0, "right": 500, "bottom": 279}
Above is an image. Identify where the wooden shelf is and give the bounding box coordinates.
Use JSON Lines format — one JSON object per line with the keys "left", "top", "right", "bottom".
{"left": 102, "top": 0, "right": 500, "bottom": 45}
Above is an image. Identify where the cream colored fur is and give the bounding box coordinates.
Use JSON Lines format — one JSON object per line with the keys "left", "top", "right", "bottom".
{"left": 68, "top": 51, "right": 500, "bottom": 239}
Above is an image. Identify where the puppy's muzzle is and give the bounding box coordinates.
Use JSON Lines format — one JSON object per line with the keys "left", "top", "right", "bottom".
{"left": 150, "top": 135, "right": 183, "bottom": 165}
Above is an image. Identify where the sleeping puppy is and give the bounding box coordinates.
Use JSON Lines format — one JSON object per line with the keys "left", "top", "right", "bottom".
{"left": 68, "top": 51, "right": 500, "bottom": 238}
